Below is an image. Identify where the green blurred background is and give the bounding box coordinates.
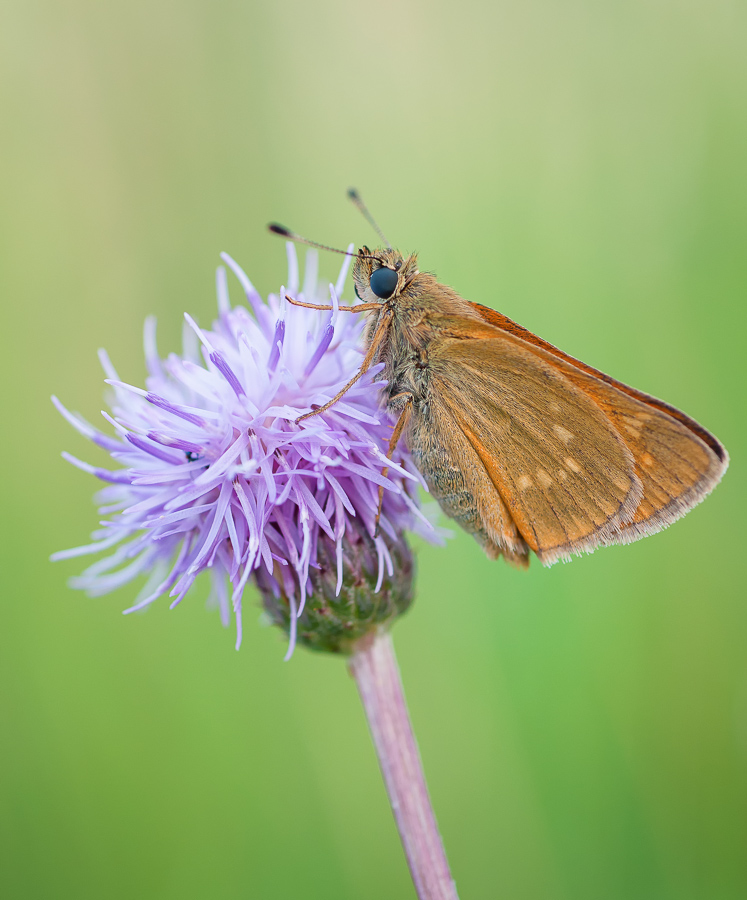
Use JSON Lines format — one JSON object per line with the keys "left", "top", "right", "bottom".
{"left": 1, "top": 1, "right": 745, "bottom": 897}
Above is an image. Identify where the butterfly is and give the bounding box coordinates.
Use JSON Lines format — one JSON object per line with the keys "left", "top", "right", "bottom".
{"left": 270, "top": 192, "right": 728, "bottom": 567}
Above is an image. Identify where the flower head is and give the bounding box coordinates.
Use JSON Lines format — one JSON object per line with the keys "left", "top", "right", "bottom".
{"left": 53, "top": 244, "right": 429, "bottom": 654}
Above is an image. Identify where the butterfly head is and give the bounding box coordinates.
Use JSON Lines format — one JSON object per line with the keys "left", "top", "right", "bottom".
{"left": 352, "top": 247, "right": 419, "bottom": 304}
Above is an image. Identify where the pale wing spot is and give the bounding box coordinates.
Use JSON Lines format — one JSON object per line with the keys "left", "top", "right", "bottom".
{"left": 565, "top": 457, "right": 582, "bottom": 474}
{"left": 517, "top": 475, "right": 533, "bottom": 491}
{"left": 596, "top": 496, "right": 619, "bottom": 517}
{"left": 536, "top": 469, "right": 553, "bottom": 489}
{"left": 611, "top": 474, "right": 632, "bottom": 492}
{"left": 620, "top": 415, "right": 642, "bottom": 439}
{"left": 641, "top": 452, "right": 655, "bottom": 469}
{"left": 553, "top": 424, "right": 574, "bottom": 445}
{"left": 557, "top": 468, "right": 569, "bottom": 482}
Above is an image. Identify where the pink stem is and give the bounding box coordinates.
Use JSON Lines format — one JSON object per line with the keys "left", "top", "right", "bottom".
{"left": 349, "top": 630, "right": 459, "bottom": 900}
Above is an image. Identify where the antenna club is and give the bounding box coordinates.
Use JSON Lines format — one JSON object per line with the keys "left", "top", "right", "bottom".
{"left": 268, "top": 212, "right": 382, "bottom": 262}
{"left": 346, "top": 189, "right": 392, "bottom": 250}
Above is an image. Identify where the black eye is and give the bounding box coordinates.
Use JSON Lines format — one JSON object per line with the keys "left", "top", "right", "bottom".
{"left": 370, "top": 266, "right": 399, "bottom": 299}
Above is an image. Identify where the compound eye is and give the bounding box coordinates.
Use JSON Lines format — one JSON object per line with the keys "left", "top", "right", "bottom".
{"left": 369, "top": 266, "right": 399, "bottom": 299}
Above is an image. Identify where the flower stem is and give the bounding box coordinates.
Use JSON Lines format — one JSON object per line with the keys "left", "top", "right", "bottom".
{"left": 349, "top": 629, "right": 459, "bottom": 900}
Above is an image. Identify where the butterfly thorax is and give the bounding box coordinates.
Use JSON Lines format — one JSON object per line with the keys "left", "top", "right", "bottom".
{"left": 352, "top": 248, "right": 483, "bottom": 404}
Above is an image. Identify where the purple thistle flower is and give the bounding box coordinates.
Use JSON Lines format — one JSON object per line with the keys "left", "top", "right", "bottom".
{"left": 53, "top": 244, "right": 431, "bottom": 656}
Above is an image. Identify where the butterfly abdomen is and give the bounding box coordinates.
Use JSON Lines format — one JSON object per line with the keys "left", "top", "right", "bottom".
{"left": 411, "top": 438, "right": 502, "bottom": 557}
{"left": 409, "top": 399, "right": 531, "bottom": 567}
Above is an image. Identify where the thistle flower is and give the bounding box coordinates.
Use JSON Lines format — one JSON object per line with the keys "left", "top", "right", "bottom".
{"left": 53, "top": 244, "right": 429, "bottom": 655}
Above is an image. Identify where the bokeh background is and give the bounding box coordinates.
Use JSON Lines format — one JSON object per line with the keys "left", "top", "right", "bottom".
{"left": 1, "top": 1, "right": 745, "bottom": 898}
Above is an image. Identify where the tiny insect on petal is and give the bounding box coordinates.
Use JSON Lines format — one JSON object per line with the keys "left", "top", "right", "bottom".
{"left": 53, "top": 246, "right": 437, "bottom": 654}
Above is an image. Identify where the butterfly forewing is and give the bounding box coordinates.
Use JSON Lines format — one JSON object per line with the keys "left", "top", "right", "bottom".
{"left": 549, "top": 362, "right": 725, "bottom": 542}
{"left": 466, "top": 303, "right": 728, "bottom": 539}
{"left": 415, "top": 304, "right": 727, "bottom": 564}
{"left": 426, "top": 331, "right": 643, "bottom": 563}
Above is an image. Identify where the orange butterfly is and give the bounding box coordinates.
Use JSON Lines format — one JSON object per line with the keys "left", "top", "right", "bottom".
{"left": 271, "top": 193, "right": 727, "bottom": 567}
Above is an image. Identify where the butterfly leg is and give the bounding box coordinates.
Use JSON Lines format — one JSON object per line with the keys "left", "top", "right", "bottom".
{"left": 285, "top": 295, "right": 384, "bottom": 313}
{"left": 373, "top": 394, "right": 414, "bottom": 537}
{"left": 295, "top": 312, "right": 391, "bottom": 424}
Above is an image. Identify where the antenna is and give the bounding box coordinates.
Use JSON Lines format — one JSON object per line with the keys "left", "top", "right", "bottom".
{"left": 347, "top": 188, "right": 392, "bottom": 249}
{"left": 267, "top": 224, "right": 380, "bottom": 261}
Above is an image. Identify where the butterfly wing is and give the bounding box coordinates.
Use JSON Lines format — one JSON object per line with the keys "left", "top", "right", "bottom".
{"left": 467, "top": 303, "right": 729, "bottom": 545}
{"left": 412, "top": 305, "right": 727, "bottom": 565}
